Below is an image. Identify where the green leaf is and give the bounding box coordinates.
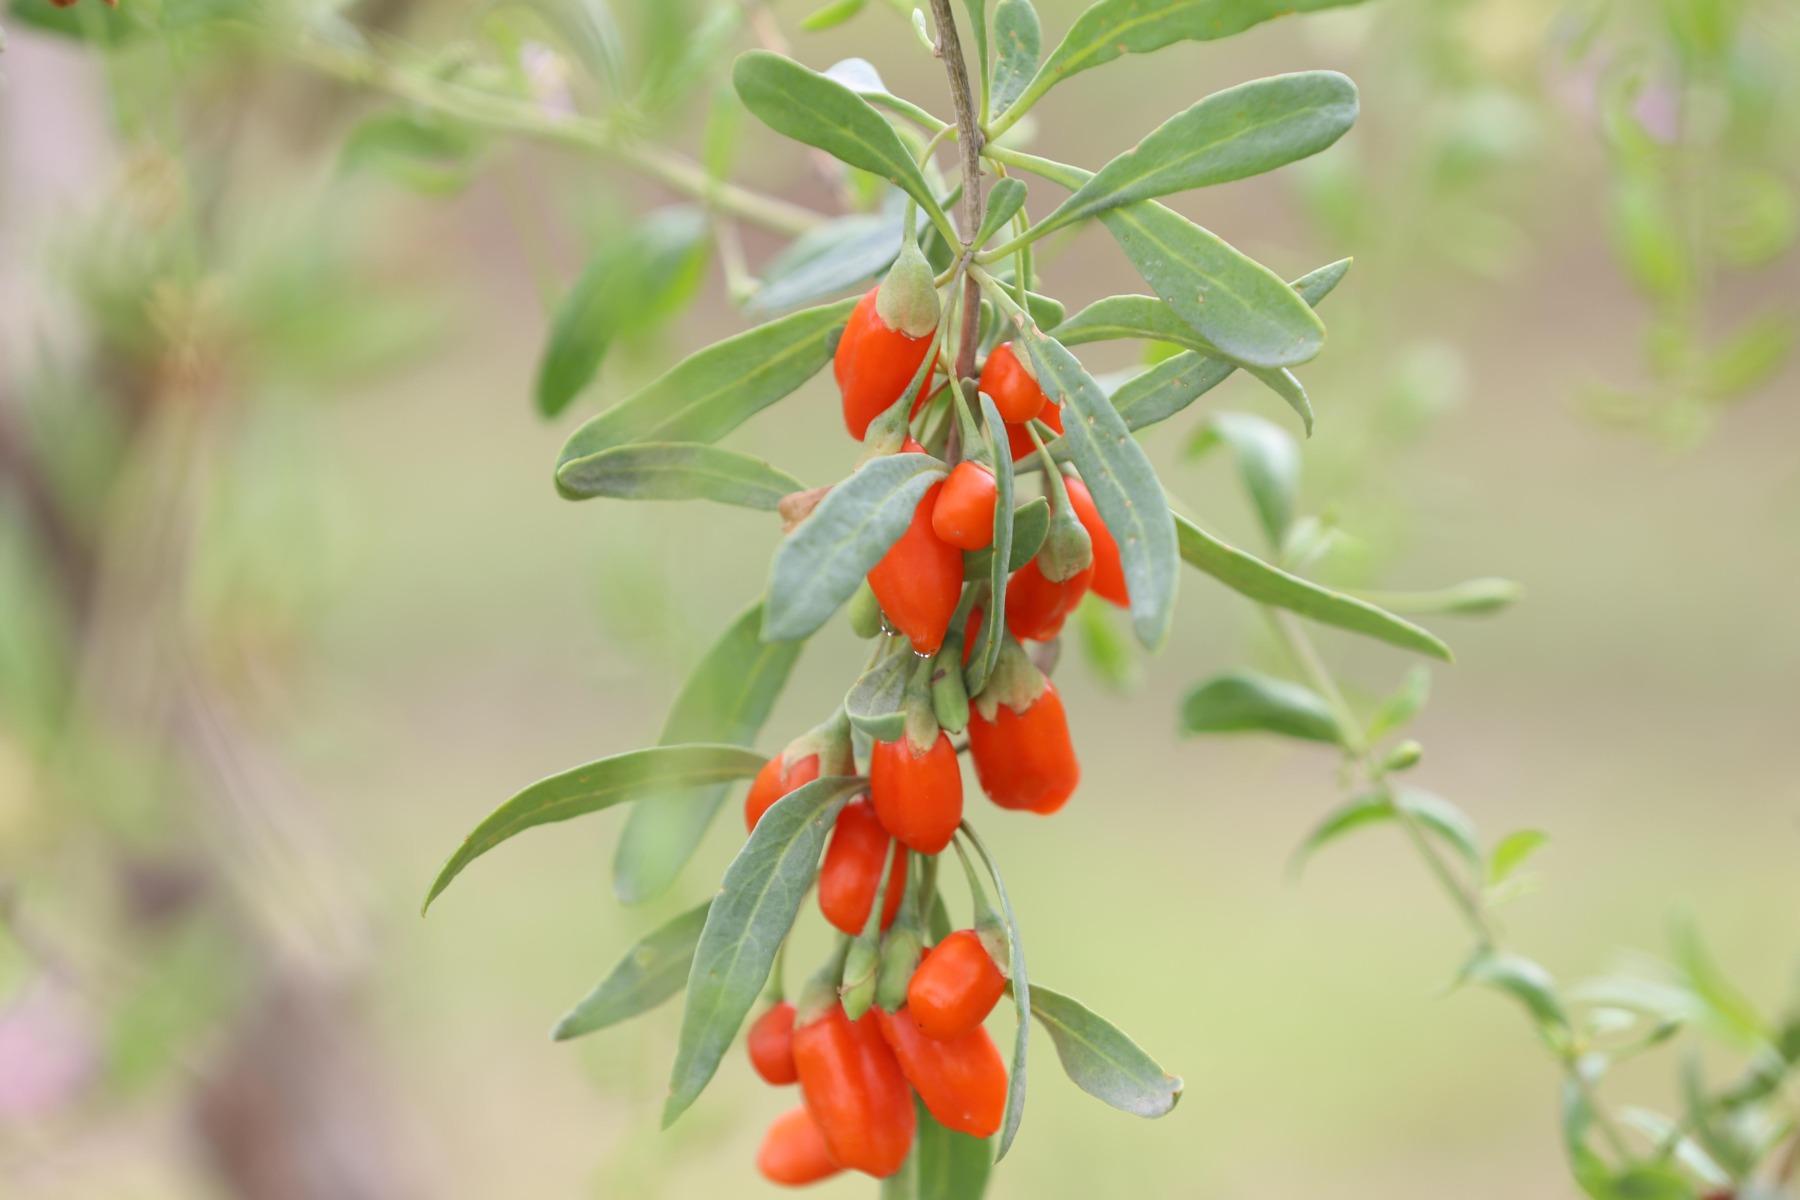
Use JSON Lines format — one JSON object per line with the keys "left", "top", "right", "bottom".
{"left": 959, "top": 0, "right": 990, "bottom": 123}
{"left": 423, "top": 744, "right": 770, "bottom": 911}
{"left": 664, "top": 775, "right": 865, "bottom": 1126}
{"left": 556, "top": 443, "right": 803, "bottom": 509}
{"left": 914, "top": 1101, "right": 994, "bottom": 1200}
{"left": 1179, "top": 671, "right": 1342, "bottom": 743}
{"left": 1036, "top": 72, "right": 1358, "bottom": 235}
{"left": 1101, "top": 200, "right": 1325, "bottom": 369}
{"left": 1188, "top": 411, "right": 1300, "bottom": 547}
{"left": 1290, "top": 791, "right": 1394, "bottom": 875}
{"left": 340, "top": 110, "right": 482, "bottom": 195}
{"left": 1018, "top": 328, "right": 1179, "bottom": 650}
{"left": 1465, "top": 950, "right": 1569, "bottom": 1031}
{"left": 975, "top": 178, "right": 1030, "bottom": 250}
{"left": 1109, "top": 259, "right": 1350, "bottom": 432}
{"left": 1395, "top": 787, "right": 1481, "bottom": 871}
{"left": 961, "top": 823, "right": 1030, "bottom": 1160}
{"left": 764, "top": 453, "right": 948, "bottom": 642}
{"left": 1248, "top": 366, "right": 1312, "bottom": 435}
{"left": 990, "top": 0, "right": 1042, "bottom": 117}
{"left": 1010, "top": 0, "right": 1367, "bottom": 121}
{"left": 613, "top": 603, "right": 806, "bottom": 905}
{"left": 1351, "top": 578, "right": 1524, "bottom": 617}
{"left": 1029, "top": 984, "right": 1182, "bottom": 1118}
{"left": 1364, "top": 664, "right": 1429, "bottom": 743}
{"left": 1174, "top": 514, "right": 1453, "bottom": 661}
{"left": 970, "top": 394, "right": 1017, "bottom": 695}
{"left": 1488, "top": 829, "right": 1550, "bottom": 887}
{"left": 556, "top": 296, "right": 856, "bottom": 481}
{"left": 537, "top": 208, "right": 708, "bottom": 418}
{"left": 747, "top": 208, "right": 903, "bottom": 318}
{"left": 799, "top": 0, "right": 866, "bottom": 31}
{"left": 1670, "top": 917, "right": 1771, "bottom": 1048}
{"left": 846, "top": 652, "right": 912, "bottom": 742}
{"left": 1008, "top": 497, "right": 1049, "bottom": 569}
{"left": 552, "top": 900, "right": 712, "bottom": 1040}
{"left": 733, "top": 50, "right": 943, "bottom": 219}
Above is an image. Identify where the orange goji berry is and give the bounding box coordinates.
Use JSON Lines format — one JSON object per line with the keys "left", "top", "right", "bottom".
{"left": 870, "top": 731, "right": 963, "bottom": 855}
{"left": 744, "top": 752, "right": 822, "bottom": 833}
{"left": 836, "top": 289, "right": 935, "bottom": 441}
{"left": 867, "top": 481, "right": 963, "bottom": 656}
{"left": 748, "top": 1001, "right": 800, "bottom": 1086}
{"left": 1064, "top": 476, "right": 1127, "bottom": 608}
{"left": 756, "top": 1105, "right": 843, "bottom": 1186}
{"left": 819, "top": 799, "right": 906, "bottom": 935}
{"left": 906, "top": 929, "right": 1007, "bottom": 1042}
{"left": 968, "top": 679, "right": 1080, "bottom": 815}
{"left": 876, "top": 1006, "right": 1007, "bottom": 1139}
{"left": 1004, "top": 556, "right": 1092, "bottom": 642}
{"left": 793, "top": 1003, "right": 916, "bottom": 1178}
{"left": 931, "top": 461, "right": 998, "bottom": 550}
{"left": 978, "top": 344, "right": 1048, "bottom": 424}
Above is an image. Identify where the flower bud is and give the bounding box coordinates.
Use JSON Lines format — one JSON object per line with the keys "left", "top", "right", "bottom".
{"left": 876, "top": 236, "right": 940, "bottom": 340}
{"left": 848, "top": 580, "right": 885, "bottom": 639}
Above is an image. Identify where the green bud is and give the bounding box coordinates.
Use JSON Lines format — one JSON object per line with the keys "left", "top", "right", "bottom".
{"left": 840, "top": 933, "right": 881, "bottom": 1021}
{"left": 848, "top": 580, "right": 884, "bottom": 639}
{"left": 1037, "top": 501, "right": 1092, "bottom": 583}
{"left": 1382, "top": 739, "right": 1424, "bottom": 773}
{"left": 795, "top": 936, "right": 851, "bottom": 1027}
{"left": 931, "top": 641, "right": 970, "bottom": 734}
{"left": 876, "top": 235, "right": 940, "bottom": 339}
{"left": 875, "top": 924, "right": 924, "bottom": 1013}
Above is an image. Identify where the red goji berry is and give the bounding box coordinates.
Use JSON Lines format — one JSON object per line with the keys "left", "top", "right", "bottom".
{"left": 756, "top": 1105, "right": 844, "bottom": 1186}
{"left": 836, "top": 288, "right": 935, "bottom": 441}
{"left": 906, "top": 929, "right": 1007, "bottom": 1042}
{"left": 744, "top": 752, "right": 822, "bottom": 832}
{"left": 748, "top": 1001, "right": 800, "bottom": 1085}
{"left": 931, "top": 461, "right": 998, "bottom": 550}
{"left": 876, "top": 1006, "right": 1007, "bottom": 1139}
{"left": 968, "top": 679, "right": 1079, "bottom": 814}
{"left": 819, "top": 799, "right": 907, "bottom": 935}
{"left": 978, "top": 343, "right": 1048, "bottom": 424}
{"left": 870, "top": 731, "right": 963, "bottom": 855}
{"left": 867, "top": 480, "right": 962, "bottom": 656}
{"left": 1064, "top": 476, "right": 1127, "bottom": 608}
{"left": 793, "top": 1003, "right": 916, "bottom": 1178}
{"left": 1004, "top": 555, "right": 1092, "bottom": 642}
{"left": 1005, "top": 400, "right": 1064, "bottom": 462}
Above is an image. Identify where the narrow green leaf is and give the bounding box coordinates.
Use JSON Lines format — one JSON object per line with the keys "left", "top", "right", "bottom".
{"left": 1188, "top": 411, "right": 1300, "bottom": 547}
{"left": 1352, "top": 578, "right": 1524, "bottom": 617}
{"left": 1029, "top": 983, "right": 1182, "bottom": 1118}
{"left": 1290, "top": 791, "right": 1393, "bottom": 876}
{"left": 1488, "top": 830, "right": 1550, "bottom": 887}
{"left": 847, "top": 652, "right": 912, "bottom": 742}
{"left": 552, "top": 900, "right": 712, "bottom": 1040}
{"left": 1395, "top": 787, "right": 1481, "bottom": 871}
{"left": 1037, "top": 72, "right": 1358, "bottom": 234}
{"left": 1018, "top": 328, "right": 1179, "bottom": 650}
{"left": 975, "top": 178, "right": 1030, "bottom": 250}
{"left": 1051, "top": 294, "right": 1207, "bottom": 350}
{"left": 664, "top": 775, "right": 865, "bottom": 1126}
{"left": 613, "top": 603, "right": 805, "bottom": 905}
{"left": 733, "top": 50, "right": 943, "bottom": 218}
{"left": 799, "top": 0, "right": 866, "bottom": 31}
{"left": 1008, "top": 497, "right": 1049, "bottom": 569}
{"left": 990, "top": 0, "right": 1042, "bottom": 117}
{"left": 1465, "top": 950, "right": 1570, "bottom": 1031}
{"left": 557, "top": 296, "right": 856, "bottom": 479}
{"left": 1174, "top": 514, "right": 1453, "bottom": 661}
{"left": 1101, "top": 200, "right": 1325, "bottom": 369}
{"left": 556, "top": 443, "right": 803, "bottom": 509}
{"left": 972, "top": 393, "right": 1017, "bottom": 694}
{"left": 537, "top": 207, "right": 708, "bottom": 418}
{"left": 1109, "top": 259, "right": 1350, "bottom": 432}
{"left": 961, "top": 823, "right": 1029, "bottom": 1161}
{"left": 764, "top": 453, "right": 948, "bottom": 642}
{"left": 1670, "top": 917, "right": 1771, "bottom": 1048}
{"left": 1179, "top": 671, "right": 1341, "bottom": 743}
{"left": 423, "top": 744, "right": 770, "bottom": 911}
{"left": 1364, "top": 664, "right": 1430, "bottom": 744}
{"left": 959, "top": 0, "right": 989, "bottom": 122}
{"left": 1020, "top": 0, "right": 1368, "bottom": 111}
{"left": 747, "top": 207, "right": 903, "bottom": 317}
{"left": 1248, "top": 366, "right": 1312, "bottom": 435}
{"left": 914, "top": 1101, "right": 994, "bottom": 1200}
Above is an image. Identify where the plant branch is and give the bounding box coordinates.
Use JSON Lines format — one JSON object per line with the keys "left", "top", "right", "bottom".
{"left": 290, "top": 36, "right": 823, "bottom": 238}
{"left": 927, "top": 0, "right": 985, "bottom": 386}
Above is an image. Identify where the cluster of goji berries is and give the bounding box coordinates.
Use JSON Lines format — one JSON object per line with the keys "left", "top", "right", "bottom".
{"left": 742, "top": 270, "right": 1129, "bottom": 1183}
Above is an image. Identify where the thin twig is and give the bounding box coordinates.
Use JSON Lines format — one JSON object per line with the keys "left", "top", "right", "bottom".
{"left": 927, "top": 0, "right": 985, "bottom": 387}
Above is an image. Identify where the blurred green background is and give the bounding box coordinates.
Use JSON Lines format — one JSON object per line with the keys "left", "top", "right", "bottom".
{"left": 1, "top": 0, "right": 1797, "bottom": 1197}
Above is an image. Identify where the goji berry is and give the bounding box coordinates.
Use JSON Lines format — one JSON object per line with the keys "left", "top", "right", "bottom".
{"left": 906, "top": 929, "right": 1006, "bottom": 1041}
{"left": 745, "top": 752, "right": 822, "bottom": 832}
{"left": 870, "top": 731, "right": 963, "bottom": 854}
{"left": 819, "top": 799, "right": 907, "bottom": 935}
{"left": 748, "top": 1001, "right": 800, "bottom": 1085}
{"left": 793, "top": 1003, "right": 916, "bottom": 1178}
{"left": 1064, "top": 476, "right": 1127, "bottom": 608}
{"left": 836, "top": 288, "right": 935, "bottom": 441}
{"left": 867, "top": 480, "right": 962, "bottom": 656}
{"left": 1004, "top": 556, "right": 1092, "bottom": 642}
{"left": 931, "top": 461, "right": 998, "bottom": 550}
{"left": 978, "top": 343, "right": 1048, "bottom": 424}
{"left": 756, "top": 1105, "right": 843, "bottom": 1186}
{"left": 968, "top": 679, "right": 1080, "bottom": 814}
{"left": 876, "top": 1006, "right": 1007, "bottom": 1139}
{"left": 1005, "top": 399, "right": 1064, "bottom": 462}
